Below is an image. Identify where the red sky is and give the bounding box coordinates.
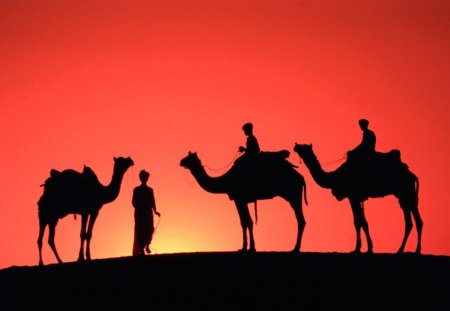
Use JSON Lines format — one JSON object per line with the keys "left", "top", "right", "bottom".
{"left": 0, "top": 0, "right": 449, "bottom": 268}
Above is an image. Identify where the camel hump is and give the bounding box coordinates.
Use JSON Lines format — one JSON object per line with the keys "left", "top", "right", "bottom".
{"left": 82, "top": 165, "right": 100, "bottom": 184}
{"left": 41, "top": 167, "right": 94, "bottom": 192}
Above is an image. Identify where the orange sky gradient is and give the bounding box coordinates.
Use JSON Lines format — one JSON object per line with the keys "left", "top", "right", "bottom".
{"left": 1, "top": 0, "right": 449, "bottom": 269}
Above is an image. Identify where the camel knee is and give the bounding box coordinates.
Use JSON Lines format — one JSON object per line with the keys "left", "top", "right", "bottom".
{"left": 248, "top": 221, "right": 253, "bottom": 230}
{"left": 240, "top": 219, "right": 253, "bottom": 229}
{"left": 299, "top": 220, "right": 306, "bottom": 231}
{"left": 47, "top": 236, "right": 55, "bottom": 246}
{"left": 296, "top": 214, "right": 306, "bottom": 228}
{"left": 80, "top": 231, "right": 92, "bottom": 241}
{"left": 404, "top": 217, "right": 413, "bottom": 233}
{"left": 416, "top": 217, "right": 423, "bottom": 233}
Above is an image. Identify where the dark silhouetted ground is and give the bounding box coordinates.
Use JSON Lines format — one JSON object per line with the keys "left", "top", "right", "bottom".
{"left": 1, "top": 252, "right": 449, "bottom": 310}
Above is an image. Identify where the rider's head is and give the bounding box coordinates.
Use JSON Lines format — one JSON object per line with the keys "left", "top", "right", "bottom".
{"left": 139, "top": 169, "right": 150, "bottom": 182}
{"left": 242, "top": 122, "right": 253, "bottom": 134}
{"left": 358, "top": 119, "right": 369, "bottom": 130}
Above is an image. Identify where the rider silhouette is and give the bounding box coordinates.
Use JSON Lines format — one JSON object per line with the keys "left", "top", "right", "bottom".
{"left": 235, "top": 122, "right": 261, "bottom": 169}
{"left": 239, "top": 122, "right": 260, "bottom": 158}
{"left": 347, "top": 119, "right": 376, "bottom": 160}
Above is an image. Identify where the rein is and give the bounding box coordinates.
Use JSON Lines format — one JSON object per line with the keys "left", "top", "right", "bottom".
{"left": 300, "top": 153, "right": 347, "bottom": 167}
{"left": 318, "top": 154, "right": 347, "bottom": 166}
{"left": 202, "top": 152, "right": 260, "bottom": 225}
{"left": 203, "top": 151, "right": 240, "bottom": 174}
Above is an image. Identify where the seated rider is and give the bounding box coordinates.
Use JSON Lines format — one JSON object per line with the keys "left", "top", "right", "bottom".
{"left": 347, "top": 118, "right": 376, "bottom": 161}
{"left": 235, "top": 122, "right": 260, "bottom": 167}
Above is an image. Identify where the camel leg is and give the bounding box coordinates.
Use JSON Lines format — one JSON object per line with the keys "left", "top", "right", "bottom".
{"left": 291, "top": 200, "right": 306, "bottom": 253}
{"left": 349, "top": 199, "right": 372, "bottom": 253}
{"left": 398, "top": 209, "right": 412, "bottom": 254}
{"left": 235, "top": 201, "right": 254, "bottom": 252}
{"left": 37, "top": 219, "right": 46, "bottom": 266}
{"left": 78, "top": 214, "right": 88, "bottom": 262}
{"left": 398, "top": 197, "right": 416, "bottom": 254}
{"left": 411, "top": 205, "right": 423, "bottom": 254}
{"left": 360, "top": 203, "right": 373, "bottom": 253}
{"left": 410, "top": 177, "right": 423, "bottom": 254}
{"left": 85, "top": 212, "right": 99, "bottom": 261}
{"left": 48, "top": 221, "right": 63, "bottom": 264}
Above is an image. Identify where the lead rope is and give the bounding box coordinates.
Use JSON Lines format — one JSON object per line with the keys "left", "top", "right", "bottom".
{"left": 301, "top": 154, "right": 347, "bottom": 166}
{"left": 149, "top": 211, "right": 161, "bottom": 254}
{"left": 318, "top": 154, "right": 347, "bottom": 166}
{"left": 203, "top": 151, "right": 240, "bottom": 174}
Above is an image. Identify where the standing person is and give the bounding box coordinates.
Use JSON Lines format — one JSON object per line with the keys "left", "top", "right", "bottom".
{"left": 132, "top": 169, "right": 160, "bottom": 256}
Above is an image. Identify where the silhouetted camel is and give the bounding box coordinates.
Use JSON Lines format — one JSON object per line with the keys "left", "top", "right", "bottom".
{"left": 180, "top": 151, "right": 308, "bottom": 252}
{"left": 37, "top": 156, "right": 134, "bottom": 266}
{"left": 293, "top": 143, "right": 422, "bottom": 254}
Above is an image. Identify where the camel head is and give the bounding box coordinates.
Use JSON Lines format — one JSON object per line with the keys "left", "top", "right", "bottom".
{"left": 293, "top": 143, "right": 313, "bottom": 159}
{"left": 113, "top": 156, "right": 134, "bottom": 174}
{"left": 180, "top": 152, "right": 202, "bottom": 170}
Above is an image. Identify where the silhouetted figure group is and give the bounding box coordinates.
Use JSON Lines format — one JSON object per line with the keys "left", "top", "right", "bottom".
{"left": 37, "top": 118, "right": 423, "bottom": 266}
{"left": 237, "top": 119, "right": 377, "bottom": 170}
{"left": 132, "top": 169, "right": 160, "bottom": 256}
{"left": 293, "top": 118, "right": 422, "bottom": 254}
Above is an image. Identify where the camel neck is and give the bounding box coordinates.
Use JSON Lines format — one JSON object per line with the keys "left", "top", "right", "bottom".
{"left": 188, "top": 164, "right": 229, "bottom": 194}
{"left": 102, "top": 168, "right": 127, "bottom": 203}
{"left": 301, "top": 152, "right": 333, "bottom": 189}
